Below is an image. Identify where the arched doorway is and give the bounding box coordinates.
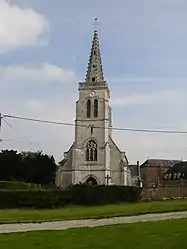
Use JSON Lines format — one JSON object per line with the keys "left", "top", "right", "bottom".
{"left": 85, "top": 176, "right": 98, "bottom": 185}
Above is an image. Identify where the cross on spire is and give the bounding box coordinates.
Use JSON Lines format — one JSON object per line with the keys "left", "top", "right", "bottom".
{"left": 93, "top": 17, "right": 100, "bottom": 30}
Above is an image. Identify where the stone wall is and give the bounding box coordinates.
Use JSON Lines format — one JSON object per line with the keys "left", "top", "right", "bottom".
{"left": 142, "top": 184, "right": 187, "bottom": 200}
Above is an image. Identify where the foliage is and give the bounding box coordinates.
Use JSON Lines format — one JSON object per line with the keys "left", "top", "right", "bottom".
{"left": 69, "top": 185, "right": 141, "bottom": 205}
{"left": 0, "top": 190, "right": 71, "bottom": 209}
{"left": 1, "top": 219, "right": 187, "bottom": 249}
{"left": 0, "top": 150, "right": 57, "bottom": 185}
{"left": 0, "top": 181, "right": 42, "bottom": 190}
{"left": 0, "top": 185, "right": 141, "bottom": 209}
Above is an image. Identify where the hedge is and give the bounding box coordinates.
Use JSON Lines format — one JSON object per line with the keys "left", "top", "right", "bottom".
{"left": 70, "top": 185, "right": 141, "bottom": 205}
{"left": 0, "top": 190, "right": 71, "bottom": 209}
{"left": 0, "top": 186, "right": 141, "bottom": 209}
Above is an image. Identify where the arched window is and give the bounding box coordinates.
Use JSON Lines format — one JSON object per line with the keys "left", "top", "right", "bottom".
{"left": 86, "top": 148, "right": 89, "bottom": 161}
{"left": 94, "top": 99, "right": 98, "bottom": 117}
{"left": 87, "top": 99, "right": 91, "bottom": 118}
{"left": 86, "top": 140, "right": 97, "bottom": 161}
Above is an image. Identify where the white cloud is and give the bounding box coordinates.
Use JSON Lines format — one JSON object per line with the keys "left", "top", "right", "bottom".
{"left": 0, "top": 96, "right": 75, "bottom": 162}
{"left": 25, "top": 100, "right": 45, "bottom": 113}
{"left": 0, "top": 61, "right": 77, "bottom": 162}
{"left": 0, "top": 63, "right": 77, "bottom": 86}
{"left": 0, "top": 0, "right": 49, "bottom": 53}
{"left": 112, "top": 89, "right": 186, "bottom": 106}
{"left": 113, "top": 128, "right": 187, "bottom": 164}
{"left": 110, "top": 76, "right": 187, "bottom": 84}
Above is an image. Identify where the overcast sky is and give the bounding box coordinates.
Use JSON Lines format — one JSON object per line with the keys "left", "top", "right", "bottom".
{"left": 1, "top": 0, "right": 187, "bottom": 164}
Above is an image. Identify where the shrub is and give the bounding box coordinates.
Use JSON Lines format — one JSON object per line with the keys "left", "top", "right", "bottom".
{"left": 0, "top": 186, "right": 141, "bottom": 209}
{"left": 0, "top": 190, "right": 71, "bottom": 209}
{"left": 69, "top": 185, "right": 141, "bottom": 205}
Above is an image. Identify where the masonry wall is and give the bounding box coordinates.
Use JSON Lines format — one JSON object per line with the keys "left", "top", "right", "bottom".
{"left": 141, "top": 166, "right": 170, "bottom": 187}
{"left": 142, "top": 183, "right": 187, "bottom": 200}
{"left": 109, "top": 139, "right": 123, "bottom": 185}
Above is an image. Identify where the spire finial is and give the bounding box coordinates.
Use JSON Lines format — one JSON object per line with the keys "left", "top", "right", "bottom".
{"left": 93, "top": 17, "right": 100, "bottom": 31}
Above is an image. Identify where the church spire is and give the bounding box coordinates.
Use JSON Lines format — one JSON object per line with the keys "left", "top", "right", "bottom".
{"left": 85, "top": 26, "right": 104, "bottom": 83}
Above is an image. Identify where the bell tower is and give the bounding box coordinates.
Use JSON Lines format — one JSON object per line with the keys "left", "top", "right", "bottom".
{"left": 72, "top": 27, "right": 112, "bottom": 185}
{"left": 56, "top": 20, "right": 130, "bottom": 189}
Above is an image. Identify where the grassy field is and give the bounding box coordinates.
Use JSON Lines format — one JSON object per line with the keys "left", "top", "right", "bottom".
{"left": 0, "top": 219, "right": 187, "bottom": 249}
{"left": 0, "top": 199, "right": 187, "bottom": 224}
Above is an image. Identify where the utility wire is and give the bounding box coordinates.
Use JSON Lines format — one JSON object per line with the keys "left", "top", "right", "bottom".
{"left": 3, "top": 114, "right": 187, "bottom": 135}
{"left": 2, "top": 119, "right": 36, "bottom": 145}
{"left": 0, "top": 138, "right": 38, "bottom": 143}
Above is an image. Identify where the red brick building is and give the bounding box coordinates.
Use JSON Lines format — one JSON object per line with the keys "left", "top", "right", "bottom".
{"left": 140, "top": 159, "right": 181, "bottom": 187}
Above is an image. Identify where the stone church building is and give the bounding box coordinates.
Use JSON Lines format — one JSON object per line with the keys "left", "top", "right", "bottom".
{"left": 55, "top": 29, "right": 132, "bottom": 188}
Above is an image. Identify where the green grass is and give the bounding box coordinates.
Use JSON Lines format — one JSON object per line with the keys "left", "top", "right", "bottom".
{"left": 0, "top": 199, "right": 187, "bottom": 224}
{"left": 1, "top": 219, "right": 187, "bottom": 249}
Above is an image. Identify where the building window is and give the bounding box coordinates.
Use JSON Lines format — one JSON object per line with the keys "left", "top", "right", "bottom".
{"left": 86, "top": 140, "right": 97, "bottom": 161}
{"left": 92, "top": 77, "right": 95, "bottom": 82}
{"left": 86, "top": 148, "right": 89, "bottom": 161}
{"left": 94, "top": 99, "right": 98, "bottom": 117}
{"left": 91, "top": 126, "right": 93, "bottom": 134}
{"left": 173, "top": 173, "right": 177, "bottom": 180}
{"left": 87, "top": 99, "right": 91, "bottom": 118}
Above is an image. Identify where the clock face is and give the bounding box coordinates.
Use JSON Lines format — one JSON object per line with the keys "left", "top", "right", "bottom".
{"left": 89, "top": 91, "right": 95, "bottom": 97}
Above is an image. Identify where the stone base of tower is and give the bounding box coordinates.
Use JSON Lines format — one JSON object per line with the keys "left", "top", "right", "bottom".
{"left": 55, "top": 137, "right": 132, "bottom": 189}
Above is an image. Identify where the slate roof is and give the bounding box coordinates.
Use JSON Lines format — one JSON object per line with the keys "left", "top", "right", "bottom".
{"left": 166, "top": 161, "right": 187, "bottom": 174}
{"left": 141, "top": 159, "right": 182, "bottom": 168}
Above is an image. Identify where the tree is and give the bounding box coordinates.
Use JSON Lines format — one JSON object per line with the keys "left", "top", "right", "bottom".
{"left": 21, "top": 151, "right": 57, "bottom": 185}
{"left": 0, "top": 150, "right": 57, "bottom": 185}
{"left": 0, "top": 150, "right": 22, "bottom": 181}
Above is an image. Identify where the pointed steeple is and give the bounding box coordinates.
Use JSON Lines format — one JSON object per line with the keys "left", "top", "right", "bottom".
{"left": 85, "top": 29, "right": 104, "bottom": 83}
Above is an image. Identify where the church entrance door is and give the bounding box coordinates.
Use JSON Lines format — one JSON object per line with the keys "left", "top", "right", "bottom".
{"left": 85, "top": 176, "right": 98, "bottom": 185}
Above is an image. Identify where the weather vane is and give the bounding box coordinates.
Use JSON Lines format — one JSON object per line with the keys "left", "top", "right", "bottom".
{"left": 93, "top": 17, "right": 100, "bottom": 30}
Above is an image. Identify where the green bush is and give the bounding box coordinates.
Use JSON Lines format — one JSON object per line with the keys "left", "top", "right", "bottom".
{"left": 69, "top": 185, "right": 141, "bottom": 205}
{"left": 0, "top": 190, "right": 71, "bottom": 209}
{"left": 0, "top": 186, "right": 141, "bottom": 209}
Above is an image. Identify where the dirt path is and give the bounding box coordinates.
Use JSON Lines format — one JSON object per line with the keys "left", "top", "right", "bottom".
{"left": 0, "top": 211, "right": 187, "bottom": 234}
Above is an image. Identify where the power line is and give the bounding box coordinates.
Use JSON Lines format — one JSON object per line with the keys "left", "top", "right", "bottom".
{"left": 3, "top": 113, "right": 187, "bottom": 135}
{"left": 0, "top": 138, "right": 29, "bottom": 143}
{"left": 2, "top": 119, "right": 37, "bottom": 146}
{"left": 0, "top": 113, "right": 4, "bottom": 143}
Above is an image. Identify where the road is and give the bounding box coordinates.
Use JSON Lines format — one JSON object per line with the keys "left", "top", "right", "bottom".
{"left": 0, "top": 211, "right": 187, "bottom": 234}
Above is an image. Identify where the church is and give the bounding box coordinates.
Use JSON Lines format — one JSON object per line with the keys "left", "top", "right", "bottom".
{"left": 55, "top": 28, "right": 132, "bottom": 188}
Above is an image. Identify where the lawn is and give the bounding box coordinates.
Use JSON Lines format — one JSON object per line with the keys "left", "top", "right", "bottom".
{"left": 0, "top": 199, "right": 187, "bottom": 224}
{"left": 0, "top": 219, "right": 187, "bottom": 249}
